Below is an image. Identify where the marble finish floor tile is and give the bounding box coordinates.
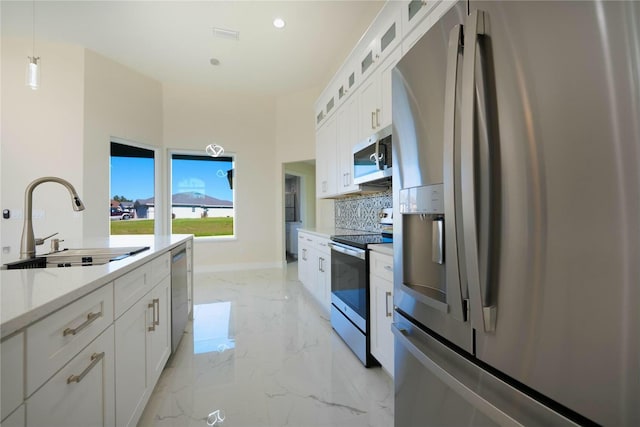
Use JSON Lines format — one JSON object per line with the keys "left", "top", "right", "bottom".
{"left": 138, "top": 264, "right": 394, "bottom": 427}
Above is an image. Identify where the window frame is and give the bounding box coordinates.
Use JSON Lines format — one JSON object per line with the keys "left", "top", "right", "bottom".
{"left": 168, "top": 148, "right": 237, "bottom": 241}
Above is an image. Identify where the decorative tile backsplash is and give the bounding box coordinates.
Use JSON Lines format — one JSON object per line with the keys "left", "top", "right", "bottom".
{"left": 334, "top": 189, "right": 392, "bottom": 232}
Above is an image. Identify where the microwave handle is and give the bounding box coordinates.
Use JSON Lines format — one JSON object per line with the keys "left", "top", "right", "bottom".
{"left": 368, "top": 141, "right": 384, "bottom": 170}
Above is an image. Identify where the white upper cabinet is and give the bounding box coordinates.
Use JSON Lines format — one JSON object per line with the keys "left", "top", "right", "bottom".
{"left": 314, "top": 1, "right": 449, "bottom": 198}
{"left": 358, "top": 6, "right": 402, "bottom": 81}
{"left": 337, "top": 94, "right": 360, "bottom": 194}
{"left": 316, "top": 115, "right": 338, "bottom": 198}
{"left": 402, "top": 0, "right": 447, "bottom": 52}
{"left": 358, "top": 45, "right": 402, "bottom": 142}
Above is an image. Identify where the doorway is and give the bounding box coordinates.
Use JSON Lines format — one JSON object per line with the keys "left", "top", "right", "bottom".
{"left": 283, "top": 161, "right": 316, "bottom": 263}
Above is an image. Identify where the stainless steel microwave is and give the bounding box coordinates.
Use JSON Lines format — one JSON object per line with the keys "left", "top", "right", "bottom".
{"left": 353, "top": 125, "right": 392, "bottom": 185}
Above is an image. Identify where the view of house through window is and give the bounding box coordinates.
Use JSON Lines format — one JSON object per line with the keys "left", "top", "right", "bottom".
{"left": 171, "top": 153, "right": 235, "bottom": 237}
{"left": 110, "top": 142, "right": 155, "bottom": 235}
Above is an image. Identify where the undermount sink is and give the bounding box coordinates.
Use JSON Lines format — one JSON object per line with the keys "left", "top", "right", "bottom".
{"left": 3, "top": 246, "right": 149, "bottom": 270}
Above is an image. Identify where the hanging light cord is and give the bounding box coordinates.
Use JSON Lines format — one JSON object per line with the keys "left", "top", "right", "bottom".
{"left": 32, "top": 0, "right": 35, "bottom": 56}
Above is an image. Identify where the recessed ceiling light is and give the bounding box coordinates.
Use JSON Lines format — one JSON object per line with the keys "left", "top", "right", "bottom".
{"left": 273, "top": 18, "right": 286, "bottom": 29}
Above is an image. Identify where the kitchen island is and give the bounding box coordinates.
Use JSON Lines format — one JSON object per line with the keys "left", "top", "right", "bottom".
{"left": 0, "top": 234, "right": 193, "bottom": 427}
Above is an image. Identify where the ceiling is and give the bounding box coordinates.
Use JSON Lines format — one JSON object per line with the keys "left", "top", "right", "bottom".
{"left": 1, "top": 0, "right": 385, "bottom": 96}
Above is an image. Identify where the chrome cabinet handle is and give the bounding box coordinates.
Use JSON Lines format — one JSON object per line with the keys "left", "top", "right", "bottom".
{"left": 67, "top": 352, "right": 105, "bottom": 384}
{"left": 371, "top": 111, "right": 376, "bottom": 129}
{"left": 154, "top": 298, "right": 160, "bottom": 326}
{"left": 443, "top": 24, "right": 466, "bottom": 323}
{"left": 385, "top": 291, "right": 392, "bottom": 317}
{"left": 461, "top": 10, "right": 496, "bottom": 332}
{"left": 376, "top": 108, "right": 381, "bottom": 127}
{"left": 63, "top": 311, "right": 101, "bottom": 336}
{"left": 148, "top": 298, "right": 159, "bottom": 332}
{"left": 383, "top": 265, "right": 393, "bottom": 272}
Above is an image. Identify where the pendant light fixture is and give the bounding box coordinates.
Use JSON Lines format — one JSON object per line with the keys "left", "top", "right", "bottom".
{"left": 26, "top": 0, "right": 40, "bottom": 90}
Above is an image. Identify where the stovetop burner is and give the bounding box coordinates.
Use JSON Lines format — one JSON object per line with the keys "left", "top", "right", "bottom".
{"left": 331, "top": 233, "right": 392, "bottom": 250}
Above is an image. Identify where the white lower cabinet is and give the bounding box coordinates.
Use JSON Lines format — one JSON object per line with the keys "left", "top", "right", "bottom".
{"left": 114, "top": 274, "right": 171, "bottom": 427}
{"left": 1, "top": 332, "right": 24, "bottom": 422}
{"left": 26, "top": 325, "right": 115, "bottom": 427}
{"left": 297, "top": 232, "right": 331, "bottom": 313}
{"left": 1, "top": 241, "right": 192, "bottom": 427}
{"left": 1, "top": 404, "right": 25, "bottom": 427}
{"left": 369, "top": 250, "right": 394, "bottom": 377}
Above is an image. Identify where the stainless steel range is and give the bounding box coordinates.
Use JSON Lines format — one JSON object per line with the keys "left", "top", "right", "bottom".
{"left": 329, "top": 232, "right": 391, "bottom": 367}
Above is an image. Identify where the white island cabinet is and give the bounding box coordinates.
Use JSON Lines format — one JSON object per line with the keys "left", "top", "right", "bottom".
{"left": 114, "top": 253, "right": 171, "bottom": 427}
{"left": 0, "top": 235, "right": 192, "bottom": 427}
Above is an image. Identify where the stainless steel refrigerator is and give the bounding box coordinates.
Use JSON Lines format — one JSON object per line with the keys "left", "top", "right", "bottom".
{"left": 392, "top": 1, "right": 640, "bottom": 425}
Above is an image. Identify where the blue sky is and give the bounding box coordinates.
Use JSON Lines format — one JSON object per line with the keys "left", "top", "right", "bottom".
{"left": 111, "top": 157, "right": 233, "bottom": 202}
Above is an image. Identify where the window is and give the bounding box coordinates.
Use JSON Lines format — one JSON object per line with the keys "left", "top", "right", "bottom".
{"left": 170, "top": 152, "right": 235, "bottom": 238}
{"left": 110, "top": 142, "right": 155, "bottom": 235}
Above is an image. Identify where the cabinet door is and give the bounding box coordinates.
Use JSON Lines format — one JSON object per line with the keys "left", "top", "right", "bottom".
{"left": 370, "top": 275, "right": 394, "bottom": 377}
{"left": 316, "top": 115, "right": 338, "bottom": 198}
{"left": 316, "top": 250, "right": 332, "bottom": 313}
{"left": 358, "top": 75, "right": 381, "bottom": 141}
{"left": 147, "top": 276, "right": 171, "bottom": 387}
{"left": 115, "top": 297, "right": 149, "bottom": 427}
{"left": 1, "top": 333, "right": 23, "bottom": 421}
{"left": 337, "top": 95, "right": 359, "bottom": 194}
{"left": 378, "top": 47, "right": 403, "bottom": 130}
{"left": 27, "top": 326, "right": 115, "bottom": 427}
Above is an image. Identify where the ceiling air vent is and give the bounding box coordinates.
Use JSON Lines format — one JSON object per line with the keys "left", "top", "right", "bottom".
{"left": 212, "top": 27, "right": 240, "bottom": 41}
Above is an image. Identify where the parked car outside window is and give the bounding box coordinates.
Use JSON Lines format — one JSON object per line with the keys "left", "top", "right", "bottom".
{"left": 110, "top": 207, "right": 131, "bottom": 220}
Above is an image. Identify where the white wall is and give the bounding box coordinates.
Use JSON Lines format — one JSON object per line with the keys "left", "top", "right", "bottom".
{"left": 163, "top": 84, "right": 279, "bottom": 270}
{"left": 1, "top": 38, "right": 322, "bottom": 269}
{"left": 1, "top": 38, "right": 85, "bottom": 262}
{"left": 83, "top": 50, "right": 163, "bottom": 239}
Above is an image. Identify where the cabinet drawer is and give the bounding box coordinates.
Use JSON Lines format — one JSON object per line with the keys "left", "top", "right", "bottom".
{"left": 27, "top": 325, "right": 115, "bottom": 427}
{"left": 26, "top": 283, "right": 114, "bottom": 396}
{"left": 148, "top": 253, "right": 171, "bottom": 287}
{"left": 314, "top": 237, "right": 331, "bottom": 255}
{"left": 1, "top": 332, "right": 24, "bottom": 421}
{"left": 370, "top": 251, "right": 393, "bottom": 282}
{"left": 114, "top": 264, "right": 149, "bottom": 319}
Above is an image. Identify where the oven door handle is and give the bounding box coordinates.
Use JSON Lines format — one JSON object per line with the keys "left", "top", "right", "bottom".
{"left": 329, "top": 242, "right": 366, "bottom": 260}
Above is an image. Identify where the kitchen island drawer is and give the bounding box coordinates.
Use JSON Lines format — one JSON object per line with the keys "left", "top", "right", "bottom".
{"left": 148, "top": 253, "right": 171, "bottom": 286}
{"left": 26, "top": 325, "right": 114, "bottom": 427}
{"left": 114, "top": 264, "right": 149, "bottom": 318}
{"left": 26, "top": 283, "right": 114, "bottom": 396}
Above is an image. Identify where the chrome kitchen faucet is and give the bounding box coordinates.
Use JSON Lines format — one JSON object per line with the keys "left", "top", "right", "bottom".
{"left": 20, "top": 176, "right": 85, "bottom": 259}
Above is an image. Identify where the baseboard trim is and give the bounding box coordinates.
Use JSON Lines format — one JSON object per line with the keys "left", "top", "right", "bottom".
{"left": 194, "top": 261, "right": 284, "bottom": 273}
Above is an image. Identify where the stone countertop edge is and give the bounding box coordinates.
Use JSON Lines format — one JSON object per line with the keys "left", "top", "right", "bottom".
{"left": 0, "top": 234, "right": 193, "bottom": 340}
{"left": 369, "top": 243, "right": 393, "bottom": 256}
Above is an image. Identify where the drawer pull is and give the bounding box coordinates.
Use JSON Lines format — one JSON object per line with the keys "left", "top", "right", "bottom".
{"left": 154, "top": 298, "right": 160, "bottom": 326}
{"left": 148, "top": 298, "right": 160, "bottom": 331}
{"left": 383, "top": 265, "right": 393, "bottom": 272}
{"left": 67, "top": 352, "right": 104, "bottom": 384}
{"left": 63, "top": 311, "right": 101, "bottom": 336}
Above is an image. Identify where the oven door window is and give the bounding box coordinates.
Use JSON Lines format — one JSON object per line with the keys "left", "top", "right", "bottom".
{"left": 331, "top": 248, "right": 367, "bottom": 320}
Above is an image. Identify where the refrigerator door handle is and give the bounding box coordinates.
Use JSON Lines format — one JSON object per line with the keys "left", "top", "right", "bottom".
{"left": 443, "top": 24, "right": 466, "bottom": 322}
{"left": 460, "top": 9, "right": 496, "bottom": 332}
{"left": 392, "top": 323, "right": 523, "bottom": 426}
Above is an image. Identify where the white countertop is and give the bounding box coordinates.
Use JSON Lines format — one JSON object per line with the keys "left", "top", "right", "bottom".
{"left": 1, "top": 234, "right": 192, "bottom": 339}
{"left": 369, "top": 243, "right": 393, "bottom": 256}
